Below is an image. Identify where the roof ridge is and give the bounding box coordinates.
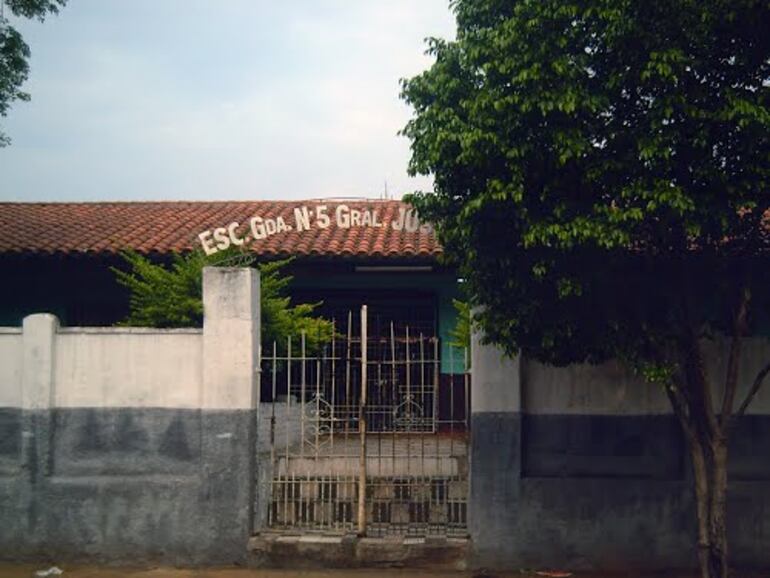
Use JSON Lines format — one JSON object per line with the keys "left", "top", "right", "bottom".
{"left": 0, "top": 197, "right": 405, "bottom": 206}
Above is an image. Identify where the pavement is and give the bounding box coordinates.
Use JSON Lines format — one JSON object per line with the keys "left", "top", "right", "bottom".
{"left": 0, "top": 567, "right": 471, "bottom": 578}
{"left": 0, "top": 565, "right": 766, "bottom": 578}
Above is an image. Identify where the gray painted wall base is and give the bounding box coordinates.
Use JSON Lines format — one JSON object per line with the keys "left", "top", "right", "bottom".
{"left": 0, "top": 407, "right": 256, "bottom": 565}
{"left": 4, "top": 405, "right": 768, "bottom": 569}
{"left": 470, "top": 411, "right": 770, "bottom": 571}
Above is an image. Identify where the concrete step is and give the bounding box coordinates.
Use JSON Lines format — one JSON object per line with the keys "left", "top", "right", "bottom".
{"left": 248, "top": 532, "right": 469, "bottom": 570}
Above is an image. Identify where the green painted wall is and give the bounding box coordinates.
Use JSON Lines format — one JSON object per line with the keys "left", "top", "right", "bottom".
{"left": 290, "top": 269, "right": 465, "bottom": 374}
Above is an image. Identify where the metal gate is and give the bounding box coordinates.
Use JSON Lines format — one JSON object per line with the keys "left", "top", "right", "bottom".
{"left": 259, "top": 305, "right": 469, "bottom": 537}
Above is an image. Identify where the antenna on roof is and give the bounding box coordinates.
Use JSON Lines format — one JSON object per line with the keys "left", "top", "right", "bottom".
{"left": 383, "top": 179, "right": 389, "bottom": 200}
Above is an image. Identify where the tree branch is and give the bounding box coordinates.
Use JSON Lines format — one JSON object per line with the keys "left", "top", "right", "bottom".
{"left": 735, "top": 361, "right": 770, "bottom": 418}
{"left": 665, "top": 380, "right": 697, "bottom": 445}
{"left": 679, "top": 329, "right": 720, "bottom": 439}
{"left": 721, "top": 284, "right": 750, "bottom": 423}
{"left": 677, "top": 271, "right": 719, "bottom": 438}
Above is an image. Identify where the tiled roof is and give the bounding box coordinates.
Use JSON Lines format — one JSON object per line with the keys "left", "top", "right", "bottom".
{"left": 0, "top": 200, "right": 442, "bottom": 260}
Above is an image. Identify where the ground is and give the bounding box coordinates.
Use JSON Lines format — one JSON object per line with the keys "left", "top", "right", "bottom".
{"left": 0, "top": 565, "right": 768, "bottom": 578}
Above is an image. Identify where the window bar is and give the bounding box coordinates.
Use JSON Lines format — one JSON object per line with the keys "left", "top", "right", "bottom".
{"left": 305, "top": 472, "right": 310, "bottom": 531}
{"left": 405, "top": 325, "right": 412, "bottom": 484}
{"left": 333, "top": 472, "right": 340, "bottom": 532}
{"left": 286, "top": 470, "right": 292, "bottom": 530}
{"left": 330, "top": 319, "right": 336, "bottom": 453}
{"left": 286, "top": 335, "right": 292, "bottom": 484}
{"left": 420, "top": 332, "right": 426, "bottom": 404}
{"left": 268, "top": 477, "right": 275, "bottom": 527}
{"left": 345, "top": 311, "right": 352, "bottom": 442}
{"left": 434, "top": 336, "right": 441, "bottom": 515}
{"left": 420, "top": 332, "right": 430, "bottom": 432}
{"left": 300, "top": 331, "right": 306, "bottom": 460}
{"left": 315, "top": 338, "right": 322, "bottom": 530}
{"left": 450, "top": 343, "right": 455, "bottom": 459}
{"left": 270, "top": 340, "right": 277, "bottom": 474}
{"left": 464, "top": 346, "right": 470, "bottom": 430}
{"left": 299, "top": 440, "right": 305, "bottom": 528}
{"left": 405, "top": 325, "right": 411, "bottom": 432}
{"left": 357, "top": 305, "right": 368, "bottom": 535}
{"left": 323, "top": 473, "right": 329, "bottom": 531}
{"left": 420, "top": 331, "right": 426, "bottom": 481}
{"left": 433, "top": 337, "right": 440, "bottom": 434}
{"left": 390, "top": 321, "right": 397, "bottom": 428}
{"left": 377, "top": 350, "right": 383, "bottom": 479}
{"left": 315, "top": 358, "right": 321, "bottom": 460}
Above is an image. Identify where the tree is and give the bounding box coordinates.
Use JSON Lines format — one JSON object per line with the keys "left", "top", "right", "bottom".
{"left": 400, "top": 1, "right": 770, "bottom": 577}
{"left": 112, "top": 250, "right": 334, "bottom": 353}
{"left": 448, "top": 298, "right": 471, "bottom": 353}
{"left": 0, "top": 0, "right": 65, "bottom": 145}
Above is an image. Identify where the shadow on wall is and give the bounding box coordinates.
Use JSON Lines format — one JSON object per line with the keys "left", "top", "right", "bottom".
{"left": 469, "top": 332, "right": 770, "bottom": 571}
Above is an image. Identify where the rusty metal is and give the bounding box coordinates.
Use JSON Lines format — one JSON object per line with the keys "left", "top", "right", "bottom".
{"left": 263, "top": 305, "right": 469, "bottom": 537}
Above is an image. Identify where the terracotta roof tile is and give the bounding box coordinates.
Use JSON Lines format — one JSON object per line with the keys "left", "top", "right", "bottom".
{"left": 0, "top": 199, "right": 442, "bottom": 260}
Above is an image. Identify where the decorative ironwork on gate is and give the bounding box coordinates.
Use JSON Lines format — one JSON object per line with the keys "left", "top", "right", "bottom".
{"left": 259, "top": 306, "right": 469, "bottom": 537}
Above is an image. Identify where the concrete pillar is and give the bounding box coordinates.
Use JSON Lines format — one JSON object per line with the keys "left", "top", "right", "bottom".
{"left": 200, "top": 266, "right": 261, "bottom": 547}
{"left": 202, "top": 266, "right": 261, "bottom": 410}
{"left": 470, "top": 329, "right": 521, "bottom": 413}
{"left": 21, "top": 313, "right": 58, "bottom": 410}
{"left": 20, "top": 313, "right": 58, "bottom": 498}
{"left": 469, "top": 326, "right": 522, "bottom": 566}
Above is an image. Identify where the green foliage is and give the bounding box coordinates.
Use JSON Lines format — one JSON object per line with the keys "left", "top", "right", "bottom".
{"left": 0, "top": 0, "right": 65, "bottom": 145}
{"left": 112, "top": 249, "right": 334, "bottom": 353}
{"left": 401, "top": 0, "right": 770, "bottom": 372}
{"left": 256, "top": 258, "right": 335, "bottom": 353}
{"left": 402, "top": 4, "right": 769, "bottom": 573}
{"left": 448, "top": 298, "right": 471, "bottom": 352}
{"left": 112, "top": 250, "right": 205, "bottom": 328}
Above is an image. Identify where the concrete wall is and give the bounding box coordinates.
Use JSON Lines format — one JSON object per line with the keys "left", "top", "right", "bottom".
{"left": 54, "top": 329, "right": 203, "bottom": 408}
{"left": 470, "top": 332, "right": 770, "bottom": 571}
{"left": 0, "top": 329, "right": 22, "bottom": 407}
{"left": 0, "top": 267, "right": 260, "bottom": 565}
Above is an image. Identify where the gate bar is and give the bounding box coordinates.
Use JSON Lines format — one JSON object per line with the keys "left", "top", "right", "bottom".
{"left": 357, "top": 305, "right": 368, "bottom": 535}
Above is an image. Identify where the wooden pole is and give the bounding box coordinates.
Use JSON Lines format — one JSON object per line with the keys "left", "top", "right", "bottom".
{"left": 357, "top": 305, "right": 368, "bottom": 536}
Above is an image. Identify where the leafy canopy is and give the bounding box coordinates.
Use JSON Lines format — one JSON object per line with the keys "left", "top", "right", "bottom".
{"left": 0, "top": 0, "right": 65, "bottom": 145}
{"left": 112, "top": 250, "right": 334, "bottom": 353}
{"left": 402, "top": 0, "right": 770, "bottom": 371}
{"left": 402, "top": 4, "right": 769, "bottom": 575}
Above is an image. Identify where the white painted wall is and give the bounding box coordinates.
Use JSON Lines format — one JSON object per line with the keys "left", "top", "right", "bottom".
{"left": 471, "top": 329, "right": 521, "bottom": 413}
{"left": 523, "top": 338, "right": 770, "bottom": 415}
{"left": 0, "top": 329, "right": 22, "bottom": 407}
{"left": 54, "top": 328, "right": 202, "bottom": 408}
{"left": 0, "top": 267, "right": 260, "bottom": 411}
{"left": 523, "top": 359, "right": 670, "bottom": 415}
{"left": 202, "top": 267, "right": 260, "bottom": 410}
{"left": 471, "top": 325, "right": 770, "bottom": 416}
{"left": 702, "top": 336, "right": 770, "bottom": 415}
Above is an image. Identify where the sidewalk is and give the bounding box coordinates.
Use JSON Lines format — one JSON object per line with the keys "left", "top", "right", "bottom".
{"left": 1, "top": 567, "right": 469, "bottom": 578}
{"left": 0, "top": 565, "right": 764, "bottom": 578}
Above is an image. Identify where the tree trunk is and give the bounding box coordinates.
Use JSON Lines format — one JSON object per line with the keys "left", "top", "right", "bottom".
{"left": 687, "top": 430, "right": 729, "bottom": 578}
{"left": 666, "top": 280, "right": 769, "bottom": 578}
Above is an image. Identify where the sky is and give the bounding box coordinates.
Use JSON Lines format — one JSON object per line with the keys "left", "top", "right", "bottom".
{"left": 0, "top": 1, "right": 455, "bottom": 202}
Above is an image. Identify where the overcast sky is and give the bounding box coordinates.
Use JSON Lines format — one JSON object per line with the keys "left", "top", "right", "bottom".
{"left": 0, "top": 1, "right": 455, "bottom": 202}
